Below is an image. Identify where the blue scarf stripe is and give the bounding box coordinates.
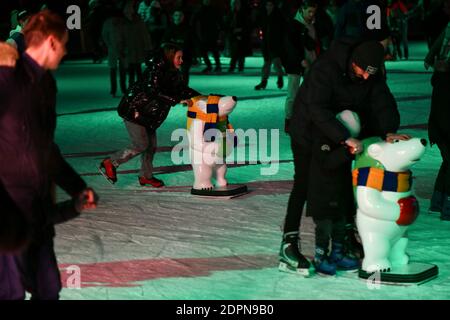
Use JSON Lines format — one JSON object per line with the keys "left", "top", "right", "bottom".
{"left": 207, "top": 103, "right": 219, "bottom": 114}
{"left": 357, "top": 167, "right": 370, "bottom": 186}
{"left": 187, "top": 111, "right": 197, "bottom": 119}
{"left": 382, "top": 171, "right": 398, "bottom": 192}
{"left": 204, "top": 102, "right": 219, "bottom": 142}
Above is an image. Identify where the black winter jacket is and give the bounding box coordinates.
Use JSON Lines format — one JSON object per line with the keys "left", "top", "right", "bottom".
{"left": 426, "top": 28, "right": 450, "bottom": 149}
{"left": 259, "top": 7, "right": 286, "bottom": 59}
{"left": 193, "top": 4, "right": 223, "bottom": 48}
{"left": 117, "top": 50, "right": 200, "bottom": 131}
{"left": 0, "top": 54, "right": 87, "bottom": 245}
{"left": 306, "top": 130, "right": 356, "bottom": 219}
{"left": 281, "top": 18, "right": 316, "bottom": 74}
{"left": 225, "top": 8, "right": 252, "bottom": 58}
{"left": 289, "top": 38, "right": 400, "bottom": 147}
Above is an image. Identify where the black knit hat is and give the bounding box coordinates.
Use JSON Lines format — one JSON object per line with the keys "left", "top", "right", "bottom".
{"left": 350, "top": 41, "right": 385, "bottom": 75}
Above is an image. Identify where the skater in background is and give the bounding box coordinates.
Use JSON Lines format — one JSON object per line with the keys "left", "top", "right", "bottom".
{"left": 192, "top": 0, "right": 223, "bottom": 73}
{"left": 99, "top": 43, "right": 200, "bottom": 188}
{"left": 387, "top": 0, "right": 411, "bottom": 60}
{"left": 6, "top": 10, "right": 30, "bottom": 54}
{"left": 225, "top": 0, "right": 252, "bottom": 73}
{"left": 422, "top": 0, "right": 450, "bottom": 49}
{"left": 138, "top": 0, "right": 169, "bottom": 49}
{"left": 162, "top": 9, "right": 194, "bottom": 84}
{"left": 254, "top": 0, "right": 285, "bottom": 90}
{"left": 280, "top": 40, "right": 406, "bottom": 276}
{"left": 334, "top": 0, "right": 389, "bottom": 42}
{"left": 85, "top": 0, "right": 118, "bottom": 64}
{"left": 281, "top": 0, "right": 319, "bottom": 133}
{"left": 102, "top": 7, "right": 128, "bottom": 97}
{"left": 0, "top": 10, "right": 98, "bottom": 299}
{"left": 314, "top": 0, "right": 334, "bottom": 52}
{"left": 123, "top": 0, "right": 152, "bottom": 87}
{"left": 425, "top": 20, "right": 450, "bottom": 220}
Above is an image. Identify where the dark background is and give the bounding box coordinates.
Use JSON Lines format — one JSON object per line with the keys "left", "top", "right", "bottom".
{"left": 0, "top": 0, "right": 439, "bottom": 58}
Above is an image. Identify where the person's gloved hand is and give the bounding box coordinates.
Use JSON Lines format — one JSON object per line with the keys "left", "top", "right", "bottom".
{"left": 396, "top": 196, "right": 419, "bottom": 226}
{"left": 74, "top": 187, "right": 99, "bottom": 213}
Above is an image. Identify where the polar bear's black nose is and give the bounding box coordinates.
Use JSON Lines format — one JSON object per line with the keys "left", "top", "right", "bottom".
{"left": 420, "top": 139, "right": 427, "bottom": 146}
{"left": 232, "top": 96, "right": 237, "bottom": 102}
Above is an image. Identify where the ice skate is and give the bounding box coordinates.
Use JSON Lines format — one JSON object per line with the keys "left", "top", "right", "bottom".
{"left": 278, "top": 232, "right": 312, "bottom": 276}
{"left": 254, "top": 80, "right": 267, "bottom": 90}
{"left": 329, "top": 242, "right": 360, "bottom": 272}
{"left": 313, "top": 247, "right": 337, "bottom": 276}
{"left": 98, "top": 158, "right": 117, "bottom": 184}
{"left": 139, "top": 176, "right": 164, "bottom": 188}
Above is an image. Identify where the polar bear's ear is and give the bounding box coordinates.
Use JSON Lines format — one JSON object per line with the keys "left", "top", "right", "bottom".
{"left": 368, "top": 143, "right": 383, "bottom": 158}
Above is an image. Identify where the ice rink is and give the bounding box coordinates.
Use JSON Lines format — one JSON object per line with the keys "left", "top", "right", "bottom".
{"left": 50, "top": 42, "right": 450, "bottom": 299}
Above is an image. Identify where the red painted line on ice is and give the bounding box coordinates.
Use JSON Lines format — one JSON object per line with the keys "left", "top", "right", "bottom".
{"left": 80, "top": 160, "right": 293, "bottom": 177}
{"left": 63, "top": 144, "right": 253, "bottom": 159}
{"left": 59, "top": 254, "right": 277, "bottom": 288}
{"left": 63, "top": 146, "right": 179, "bottom": 158}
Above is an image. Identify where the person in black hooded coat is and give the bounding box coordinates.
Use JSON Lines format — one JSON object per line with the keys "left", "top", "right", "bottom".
{"left": 278, "top": 38, "right": 407, "bottom": 276}
{"left": 100, "top": 43, "right": 200, "bottom": 187}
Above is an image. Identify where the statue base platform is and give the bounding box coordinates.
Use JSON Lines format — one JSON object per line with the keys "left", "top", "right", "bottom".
{"left": 359, "top": 262, "right": 438, "bottom": 286}
{"left": 191, "top": 184, "right": 248, "bottom": 199}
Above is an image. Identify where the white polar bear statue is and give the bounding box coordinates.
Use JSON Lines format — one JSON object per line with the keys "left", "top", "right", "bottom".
{"left": 186, "top": 95, "right": 237, "bottom": 190}
{"left": 353, "top": 137, "right": 427, "bottom": 273}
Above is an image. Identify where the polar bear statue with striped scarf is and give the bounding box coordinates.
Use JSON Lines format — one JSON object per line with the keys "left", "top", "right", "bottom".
{"left": 353, "top": 137, "right": 427, "bottom": 273}
{"left": 186, "top": 95, "right": 237, "bottom": 190}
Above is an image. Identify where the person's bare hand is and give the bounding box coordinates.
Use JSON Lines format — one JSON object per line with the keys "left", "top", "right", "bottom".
{"left": 75, "top": 188, "right": 99, "bottom": 212}
{"left": 385, "top": 133, "right": 411, "bottom": 143}
{"left": 345, "top": 137, "right": 363, "bottom": 154}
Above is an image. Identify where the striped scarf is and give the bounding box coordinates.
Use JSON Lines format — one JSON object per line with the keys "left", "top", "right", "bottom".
{"left": 187, "top": 95, "right": 235, "bottom": 143}
{"left": 352, "top": 167, "right": 412, "bottom": 192}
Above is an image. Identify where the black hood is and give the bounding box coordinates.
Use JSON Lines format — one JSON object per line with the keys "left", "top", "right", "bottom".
{"left": 326, "top": 37, "right": 385, "bottom": 83}
{"left": 326, "top": 37, "right": 364, "bottom": 75}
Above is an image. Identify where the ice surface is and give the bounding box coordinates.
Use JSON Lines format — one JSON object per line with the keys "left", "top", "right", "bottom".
{"left": 48, "top": 42, "right": 450, "bottom": 299}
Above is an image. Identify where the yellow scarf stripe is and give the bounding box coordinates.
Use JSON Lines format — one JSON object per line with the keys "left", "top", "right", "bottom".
{"left": 207, "top": 95, "right": 221, "bottom": 105}
{"left": 366, "top": 168, "right": 384, "bottom": 191}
